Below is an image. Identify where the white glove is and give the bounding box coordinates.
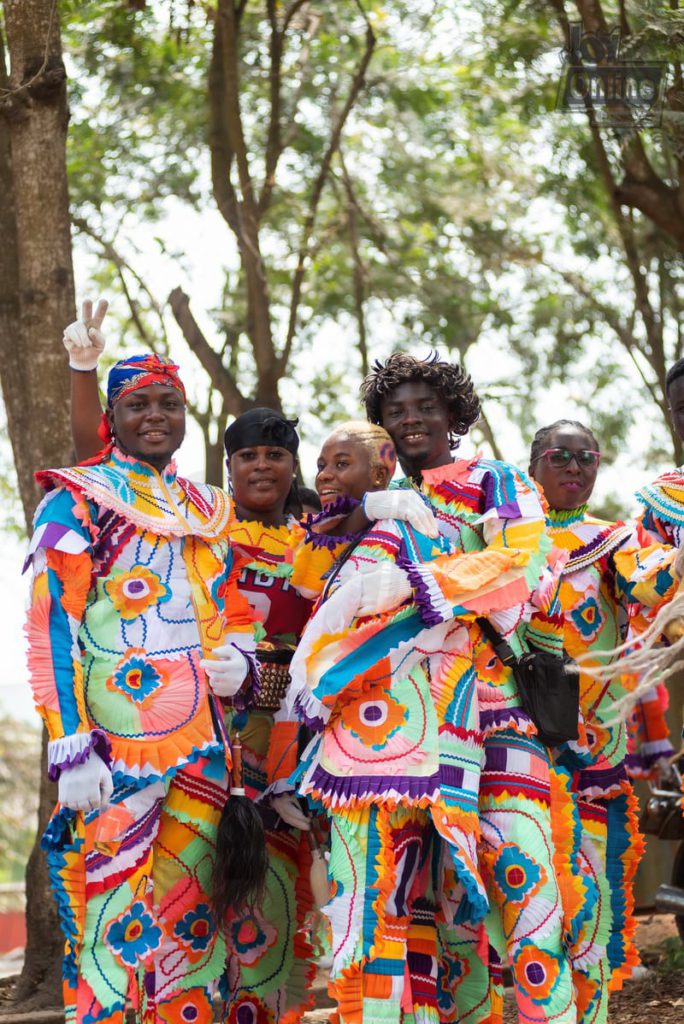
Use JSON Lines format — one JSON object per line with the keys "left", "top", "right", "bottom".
{"left": 200, "top": 638, "right": 250, "bottom": 698}
{"left": 214, "top": 631, "right": 257, "bottom": 657}
{"left": 58, "top": 753, "right": 113, "bottom": 813}
{"left": 271, "top": 793, "right": 311, "bottom": 830}
{"left": 363, "top": 489, "right": 438, "bottom": 539}
{"left": 62, "top": 298, "right": 109, "bottom": 371}
{"left": 356, "top": 562, "right": 413, "bottom": 617}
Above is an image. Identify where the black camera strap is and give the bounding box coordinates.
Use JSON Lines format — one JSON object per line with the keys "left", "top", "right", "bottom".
{"left": 476, "top": 616, "right": 518, "bottom": 667}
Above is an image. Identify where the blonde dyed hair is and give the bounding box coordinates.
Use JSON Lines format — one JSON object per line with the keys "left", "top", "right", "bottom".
{"left": 325, "top": 420, "right": 397, "bottom": 477}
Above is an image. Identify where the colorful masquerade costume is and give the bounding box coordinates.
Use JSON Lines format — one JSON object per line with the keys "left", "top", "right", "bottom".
{"left": 627, "top": 469, "right": 684, "bottom": 755}
{"left": 221, "top": 517, "right": 321, "bottom": 1024}
{"left": 26, "top": 447, "right": 257, "bottom": 1024}
{"left": 399, "top": 458, "right": 580, "bottom": 1024}
{"left": 636, "top": 469, "right": 684, "bottom": 551}
{"left": 546, "top": 506, "right": 676, "bottom": 1024}
{"left": 612, "top": 471, "right": 681, "bottom": 780}
{"left": 284, "top": 515, "right": 495, "bottom": 1024}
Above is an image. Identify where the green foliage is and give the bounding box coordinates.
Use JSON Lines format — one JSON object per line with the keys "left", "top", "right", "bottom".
{"left": 0, "top": 409, "right": 25, "bottom": 537}
{"left": 52, "top": 0, "right": 684, "bottom": 469}
{"left": 63, "top": 0, "right": 208, "bottom": 219}
{"left": 0, "top": 717, "right": 40, "bottom": 881}
{"left": 656, "top": 936, "right": 684, "bottom": 975}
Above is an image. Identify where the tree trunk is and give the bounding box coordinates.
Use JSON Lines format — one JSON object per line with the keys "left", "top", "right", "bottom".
{"left": 0, "top": 0, "right": 75, "bottom": 1011}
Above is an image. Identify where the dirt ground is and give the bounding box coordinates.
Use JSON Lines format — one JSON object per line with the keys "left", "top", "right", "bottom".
{"left": 304, "top": 914, "right": 684, "bottom": 1024}
{"left": 1, "top": 915, "right": 682, "bottom": 1022}
{"left": 604, "top": 914, "right": 684, "bottom": 1024}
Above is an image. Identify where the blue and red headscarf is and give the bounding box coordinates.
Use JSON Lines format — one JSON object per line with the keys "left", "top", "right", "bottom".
{"left": 85, "top": 354, "right": 187, "bottom": 463}
{"left": 106, "top": 353, "right": 186, "bottom": 408}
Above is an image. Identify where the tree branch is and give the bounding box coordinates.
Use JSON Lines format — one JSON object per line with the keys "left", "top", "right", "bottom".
{"left": 278, "top": 6, "right": 376, "bottom": 374}
{"left": 72, "top": 217, "right": 169, "bottom": 351}
{"left": 168, "top": 286, "right": 246, "bottom": 415}
{"left": 216, "top": 0, "right": 255, "bottom": 211}
{"left": 258, "top": 0, "right": 283, "bottom": 219}
{"left": 210, "top": 0, "right": 278, "bottom": 398}
{"left": 281, "top": 11, "right": 321, "bottom": 152}
{"left": 339, "top": 150, "right": 368, "bottom": 376}
{"left": 208, "top": 7, "right": 240, "bottom": 233}
{"left": 283, "top": 0, "right": 310, "bottom": 32}
{"left": 566, "top": 0, "right": 684, "bottom": 248}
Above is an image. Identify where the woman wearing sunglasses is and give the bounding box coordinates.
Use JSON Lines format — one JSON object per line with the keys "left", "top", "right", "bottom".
{"left": 529, "top": 419, "right": 677, "bottom": 1024}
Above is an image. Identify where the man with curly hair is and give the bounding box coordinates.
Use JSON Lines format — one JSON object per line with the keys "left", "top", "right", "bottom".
{"left": 361, "top": 353, "right": 579, "bottom": 1024}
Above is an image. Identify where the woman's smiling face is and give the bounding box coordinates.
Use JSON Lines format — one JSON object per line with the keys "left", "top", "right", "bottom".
{"left": 530, "top": 424, "right": 600, "bottom": 511}
{"left": 228, "top": 445, "right": 295, "bottom": 516}
{"left": 316, "top": 433, "right": 389, "bottom": 504}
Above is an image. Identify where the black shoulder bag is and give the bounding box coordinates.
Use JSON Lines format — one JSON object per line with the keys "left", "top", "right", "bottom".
{"left": 476, "top": 617, "right": 579, "bottom": 748}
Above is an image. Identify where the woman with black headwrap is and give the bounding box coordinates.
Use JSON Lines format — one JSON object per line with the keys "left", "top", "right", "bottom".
{"left": 216, "top": 407, "right": 323, "bottom": 1024}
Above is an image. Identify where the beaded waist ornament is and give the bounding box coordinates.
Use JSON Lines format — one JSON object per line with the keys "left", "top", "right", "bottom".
{"left": 255, "top": 643, "right": 294, "bottom": 710}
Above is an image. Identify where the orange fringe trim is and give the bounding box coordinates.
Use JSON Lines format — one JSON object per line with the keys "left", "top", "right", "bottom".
{"left": 607, "top": 780, "right": 645, "bottom": 992}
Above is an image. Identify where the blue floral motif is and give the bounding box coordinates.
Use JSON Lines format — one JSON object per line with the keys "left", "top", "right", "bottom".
{"left": 570, "top": 595, "right": 603, "bottom": 641}
{"left": 105, "top": 900, "right": 163, "bottom": 967}
{"left": 111, "top": 654, "right": 163, "bottom": 705}
{"left": 492, "top": 844, "right": 543, "bottom": 905}
{"left": 174, "top": 903, "right": 215, "bottom": 952}
{"left": 437, "top": 952, "right": 469, "bottom": 1012}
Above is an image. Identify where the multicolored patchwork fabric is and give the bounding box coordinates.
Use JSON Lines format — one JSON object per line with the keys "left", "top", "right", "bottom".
{"left": 326, "top": 803, "right": 444, "bottom": 1024}
{"left": 545, "top": 505, "right": 674, "bottom": 1010}
{"left": 625, "top": 680, "right": 675, "bottom": 779}
{"left": 285, "top": 516, "right": 504, "bottom": 1022}
{"left": 224, "top": 820, "right": 315, "bottom": 1024}
{"left": 394, "top": 459, "right": 585, "bottom": 1024}
{"left": 631, "top": 468, "right": 684, "bottom": 759}
{"left": 402, "top": 458, "right": 563, "bottom": 737}
{"left": 548, "top": 508, "right": 675, "bottom": 793}
{"left": 224, "top": 517, "right": 318, "bottom": 1024}
{"left": 290, "top": 519, "right": 486, "bottom": 901}
{"left": 441, "top": 733, "right": 583, "bottom": 1024}
{"left": 26, "top": 448, "right": 259, "bottom": 1022}
{"left": 636, "top": 469, "right": 684, "bottom": 546}
{"left": 27, "top": 451, "right": 254, "bottom": 787}
{"left": 34, "top": 447, "right": 233, "bottom": 540}
{"left": 49, "top": 754, "right": 227, "bottom": 1024}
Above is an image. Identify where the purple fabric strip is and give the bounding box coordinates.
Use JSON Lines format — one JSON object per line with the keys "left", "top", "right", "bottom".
{"left": 303, "top": 495, "right": 363, "bottom": 549}
{"left": 483, "top": 745, "right": 509, "bottom": 772}
{"left": 395, "top": 555, "right": 444, "bottom": 627}
{"left": 229, "top": 648, "right": 261, "bottom": 711}
{"left": 626, "top": 742, "right": 675, "bottom": 773}
{"left": 47, "top": 729, "right": 112, "bottom": 781}
{"left": 479, "top": 706, "right": 533, "bottom": 736}
{"left": 577, "top": 761, "right": 626, "bottom": 794}
{"left": 304, "top": 763, "right": 465, "bottom": 802}
{"left": 311, "top": 494, "right": 361, "bottom": 524}
{"left": 495, "top": 500, "right": 522, "bottom": 519}
{"left": 293, "top": 689, "right": 327, "bottom": 732}
{"left": 35, "top": 522, "right": 71, "bottom": 549}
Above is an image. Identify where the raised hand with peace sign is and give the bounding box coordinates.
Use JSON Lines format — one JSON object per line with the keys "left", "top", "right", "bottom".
{"left": 62, "top": 298, "right": 109, "bottom": 371}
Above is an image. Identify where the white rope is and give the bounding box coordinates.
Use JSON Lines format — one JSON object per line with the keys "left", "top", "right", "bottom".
{"left": 575, "top": 589, "right": 684, "bottom": 724}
